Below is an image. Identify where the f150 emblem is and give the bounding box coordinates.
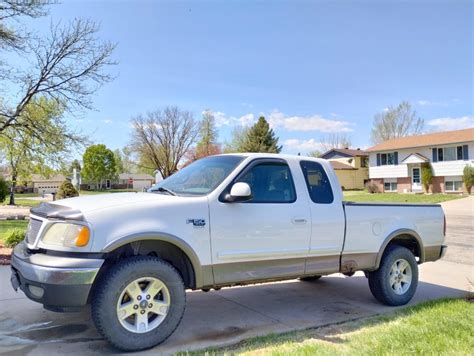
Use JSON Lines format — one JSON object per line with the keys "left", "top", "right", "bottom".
{"left": 186, "top": 219, "right": 206, "bottom": 227}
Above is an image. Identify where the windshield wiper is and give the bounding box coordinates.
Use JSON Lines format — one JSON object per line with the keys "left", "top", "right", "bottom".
{"left": 153, "top": 187, "right": 177, "bottom": 196}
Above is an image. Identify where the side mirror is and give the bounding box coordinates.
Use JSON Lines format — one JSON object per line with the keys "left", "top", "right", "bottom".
{"left": 225, "top": 182, "right": 252, "bottom": 202}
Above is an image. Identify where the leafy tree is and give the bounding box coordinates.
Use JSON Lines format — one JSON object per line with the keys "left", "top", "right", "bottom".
{"left": 70, "top": 159, "right": 82, "bottom": 173}
{"left": 196, "top": 111, "right": 221, "bottom": 156}
{"left": 0, "top": 10, "right": 116, "bottom": 145}
{"left": 113, "top": 149, "right": 124, "bottom": 175}
{"left": 0, "top": 176, "right": 8, "bottom": 203}
{"left": 308, "top": 150, "right": 322, "bottom": 158}
{"left": 82, "top": 144, "right": 116, "bottom": 190}
{"left": 131, "top": 106, "right": 199, "bottom": 178}
{"left": 421, "top": 165, "right": 433, "bottom": 193}
{"left": 223, "top": 126, "right": 249, "bottom": 153}
{"left": 463, "top": 165, "right": 474, "bottom": 194}
{"left": 0, "top": 97, "right": 68, "bottom": 205}
{"left": 242, "top": 116, "right": 282, "bottom": 153}
{"left": 57, "top": 181, "right": 79, "bottom": 199}
{"left": 371, "top": 102, "right": 424, "bottom": 144}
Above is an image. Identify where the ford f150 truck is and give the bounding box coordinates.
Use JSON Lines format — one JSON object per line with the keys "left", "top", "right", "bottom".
{"left": 10, "top": 153, "right": 447, "bottom": 351}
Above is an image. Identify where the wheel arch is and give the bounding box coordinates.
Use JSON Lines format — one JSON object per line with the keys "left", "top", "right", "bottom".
{"left": 375, "top": 228, "right": 424, "bottom": 269}
{"left": 100, "top": 232, "right": 208, "bottom": 289}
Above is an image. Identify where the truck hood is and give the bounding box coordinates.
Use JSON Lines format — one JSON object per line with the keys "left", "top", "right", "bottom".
{"left": 32, "top": 192, "right": 175, "bottom": 217}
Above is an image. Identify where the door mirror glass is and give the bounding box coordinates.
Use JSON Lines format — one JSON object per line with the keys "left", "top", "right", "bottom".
{"left": 225, "top": 182, "right": 252, "bottom": 202}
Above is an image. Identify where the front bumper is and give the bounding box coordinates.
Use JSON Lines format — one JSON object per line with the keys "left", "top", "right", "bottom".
{"left": 10, "top": 242, "right": 104, "bottom": 310}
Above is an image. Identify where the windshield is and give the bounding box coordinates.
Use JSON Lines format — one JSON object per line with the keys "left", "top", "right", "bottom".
{"left": 149, "top": 155, "right": 244, "bottom": 196}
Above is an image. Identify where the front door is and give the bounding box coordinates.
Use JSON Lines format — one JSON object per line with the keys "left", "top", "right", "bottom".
{"left": 412, "top": 167, "right": 421, "bottom": 191}
{"left": 209, "top": 158, "right": 311, "bottom": 285}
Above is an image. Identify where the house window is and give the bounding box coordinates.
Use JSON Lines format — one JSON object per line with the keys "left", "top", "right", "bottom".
{"left": 360, "top": 157, "right": 368, "bottom": 168}
{"left": 384, "top": 179, "right": 397, "bottom": 192}
{"left": 437, "top": 146, "right": 465, "bottom": 162}
{"left": 445, "top": 179, "right": 463, "bottom": 192}
{"left": 379, "top": 152, "right": 397, "bottom": 166}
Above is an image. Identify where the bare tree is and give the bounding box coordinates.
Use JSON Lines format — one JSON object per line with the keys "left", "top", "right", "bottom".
{"left": 0, "top": 18, "right": 116, "bottom": 147}
{"left": 319, "top": 133, "right": 352, "bottom": 152}
{"left": 371, "top": 101, "right": 424, "bottom": 144}
{"left": 131, "top": 107, "right": 199, "bottom": 178}
{"left": 0, "top": 0, "right": 50, "bottom": 50}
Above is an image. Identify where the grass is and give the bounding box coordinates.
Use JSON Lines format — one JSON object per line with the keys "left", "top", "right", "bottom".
{"left": 343, "top": 191, "right": 465, "bottom": 204}
{"left": 1, "top": 198, "right": 42, "bottom": 207}
{"left": 79, "top": 189, "right": 136, "bottom": 195}
{"left": 199, "top": 298, "right": 473, "bottom": 355}
{"left": 0, "top": 220, "right": 28, "bottom": 244}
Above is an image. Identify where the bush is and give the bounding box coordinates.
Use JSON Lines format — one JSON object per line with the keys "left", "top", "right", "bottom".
{"left": 463, "top": 165, "right": 474, "bottom": 194}
{"left": 4, "top": 229, "right": 26, "bottom": 248}
{"left": 366, "top": 180, "right": 380, "bottom": 194}
{"left": 57, "top": 181, "right": 79, "bottom": 199}
{"left": 0, "top": 176, "right": 9, "bottom": 203}
{"left": 421, "top": 165, "right": 433, "bottom": 193}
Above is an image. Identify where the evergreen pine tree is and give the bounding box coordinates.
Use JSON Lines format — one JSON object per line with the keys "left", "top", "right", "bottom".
{"left": 242, "top": 116, "right": 282, "bottom": 153}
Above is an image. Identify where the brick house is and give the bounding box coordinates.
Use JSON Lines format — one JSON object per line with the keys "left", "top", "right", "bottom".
{"left": 320, "top": 148, "right": 369, "bottom": 190}
{"left": 367, "top": 128, "right": 474, "bottom": 193}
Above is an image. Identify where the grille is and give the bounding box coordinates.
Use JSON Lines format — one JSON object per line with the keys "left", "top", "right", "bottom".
{"left": 26, "top": 218, "right": 42, "bottom": 245}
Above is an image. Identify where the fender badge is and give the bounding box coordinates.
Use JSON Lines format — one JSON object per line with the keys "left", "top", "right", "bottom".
{"left": 186, "top": 219, "right": 206, "bottom": 227}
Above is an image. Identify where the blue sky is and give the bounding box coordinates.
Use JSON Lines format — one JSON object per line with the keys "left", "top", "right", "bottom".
{"left": 7, "top": 0, "right": 474, "bottom": 154}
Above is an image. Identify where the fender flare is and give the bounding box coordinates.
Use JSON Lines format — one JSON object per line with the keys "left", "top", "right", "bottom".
{"left": 102, "top": 232, "right": 207, "bottom": 288}
{"left": 375, "top": 228, "right": 425, "bottom": 269}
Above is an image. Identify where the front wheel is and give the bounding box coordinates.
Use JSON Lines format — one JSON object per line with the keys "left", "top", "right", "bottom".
{"left": 368, "top": 245, "right": 418, "bottom": 306}
{"left": 91, "top": 256, "right": 186, "bottom": 351}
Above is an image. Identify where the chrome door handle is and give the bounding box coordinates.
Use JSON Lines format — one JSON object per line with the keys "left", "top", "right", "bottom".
{"left": 292, "top": 218, "right": 307, "bottom": 224}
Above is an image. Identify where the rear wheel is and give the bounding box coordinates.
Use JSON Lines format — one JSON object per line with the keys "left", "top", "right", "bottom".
{"left": 91, "top": 256, "right": 186, "bottom": 351}
{"left": 368, "top": 245, "right": 418, "bottom": 306}
{"left": 299, "top": 275, "right": 322, "bottom": 282}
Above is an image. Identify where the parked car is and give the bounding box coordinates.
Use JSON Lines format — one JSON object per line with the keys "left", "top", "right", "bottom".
{"left": 10, "top": 153, "right": 447, "bottom": 351}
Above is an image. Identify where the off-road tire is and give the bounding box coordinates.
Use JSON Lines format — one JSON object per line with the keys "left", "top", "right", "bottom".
{"left": 91, "top": 256, "right": 186, "bottom": 351}
{"left": 368, "top": 245, "right": 418, "bottom": 306}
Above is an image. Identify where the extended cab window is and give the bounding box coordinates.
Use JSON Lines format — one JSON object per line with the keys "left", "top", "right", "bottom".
{"left": 236, "top": 162, "right": 296, "bottom": 203}
{"left": 300, "top": 160, "right": 334, "bottom": 204}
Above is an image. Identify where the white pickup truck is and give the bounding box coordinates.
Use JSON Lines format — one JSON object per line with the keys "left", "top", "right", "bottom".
{"left": 10, "top": 153, "right": 446, "bottom": 351}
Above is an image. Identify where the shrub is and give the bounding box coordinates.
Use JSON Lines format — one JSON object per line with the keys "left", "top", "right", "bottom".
{"left": 4, "top": 229, "right": 26, "bottom": 248}
{"left": 0, "top": 176, "right": 9, "bottom": 203}
{"left": 57, "top": 181, "right": 79, "bottom": 199}
{"left": 463, "top": 165, "right": 474, "bottom": 194}
{"left": 421, "top": 165, "right": 433, "bottom": 193}
{"left": 366, "top": 180, "right": 379, "bottom": 194}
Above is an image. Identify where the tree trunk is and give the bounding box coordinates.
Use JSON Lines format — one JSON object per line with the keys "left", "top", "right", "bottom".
{"left": 9, "top": 173, "right": 16, "bottom": 206}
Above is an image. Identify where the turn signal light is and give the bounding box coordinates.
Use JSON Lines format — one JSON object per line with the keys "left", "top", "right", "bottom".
{"left": 75, "top": 226, "right": 90, "bottom": 247}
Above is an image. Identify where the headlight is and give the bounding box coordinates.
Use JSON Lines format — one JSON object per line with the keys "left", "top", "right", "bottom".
{"left": 42, "top": 223, "right": 90, "bottom": 248}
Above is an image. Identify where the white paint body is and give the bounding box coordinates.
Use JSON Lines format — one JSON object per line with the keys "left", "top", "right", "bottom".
{"left": 30, "top": 154, "right": 446, "bottom": 275}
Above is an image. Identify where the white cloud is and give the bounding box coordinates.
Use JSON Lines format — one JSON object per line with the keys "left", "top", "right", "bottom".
{"left": 268, "top": 110, "right": 354, "bottom": 133}
{"left": 427, "top": 116, "right": 474, "bottom": 131}
{"left": 102, "top": 119, "right": 113, "bottom": 124}
{"left": 283, "top": 138, "right": 325, "bottom": 153}
{"left": 237, "top": 113, "right": 256, "bottom": 127}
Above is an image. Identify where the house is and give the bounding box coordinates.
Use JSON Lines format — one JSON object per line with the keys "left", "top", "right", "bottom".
{"left": 31, "top": 174, "right": 67, "bottom": 194}
{"left": 320, "top": 148, "right": 369, "bottom": 190}
{"left": 367, "top": 128, "right": 474, "bottom": 193}
{"left": 117, "top": 173, "right": 154, "bottom": 190}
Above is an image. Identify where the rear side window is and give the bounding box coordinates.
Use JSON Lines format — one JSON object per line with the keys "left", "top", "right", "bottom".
{"left": 300, "top": 161, "right": 334, "bottom": 204}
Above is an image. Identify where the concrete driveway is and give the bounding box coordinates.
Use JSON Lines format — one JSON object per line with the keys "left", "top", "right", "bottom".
{"left": 1, "top": 196, "right": 472, "bottom": 355}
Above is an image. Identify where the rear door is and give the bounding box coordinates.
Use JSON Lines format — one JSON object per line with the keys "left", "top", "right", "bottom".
{"left": 209, "top": 158, "right": 311, "bottom": 284}
{"left": 299, "top": 160, "right": 345, "bottom": 274}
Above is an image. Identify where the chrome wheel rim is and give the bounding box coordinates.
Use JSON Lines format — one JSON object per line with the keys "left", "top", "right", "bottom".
{"left": 389, "top": 259, "right": 412, "bottom": 295}
{"left": 116, "top": 277, "right": 171, "bottom": 333}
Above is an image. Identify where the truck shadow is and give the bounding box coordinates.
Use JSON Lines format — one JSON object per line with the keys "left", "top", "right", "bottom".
{"left": 1, "top": 275, "right": 470, "bottom": 354}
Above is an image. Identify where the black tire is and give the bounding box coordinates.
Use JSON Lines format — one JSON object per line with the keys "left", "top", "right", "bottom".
{"left": 91, "top": 256, "right": 186, "bottom": 351}
{"left": 299, "top": 275, "right": 322, "bottom": 282}
{"left": 368, "top": 245, "right": 418, "bottom": 306}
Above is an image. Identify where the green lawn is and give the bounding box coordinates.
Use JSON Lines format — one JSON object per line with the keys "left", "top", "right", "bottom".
{"left": 0, "top": 220, "right": 28, "bottom": 244}
{"left": 79, "top": 189, "right": 136, "bottom": 195}
{"left": 1, "top": 198, "right": 42, "bottom": 207}
{"left": 343, "top": 191, "right": 465, "bottom": 204}
{"left": 204, "top": 298, "right": 473, "bottom": 355}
